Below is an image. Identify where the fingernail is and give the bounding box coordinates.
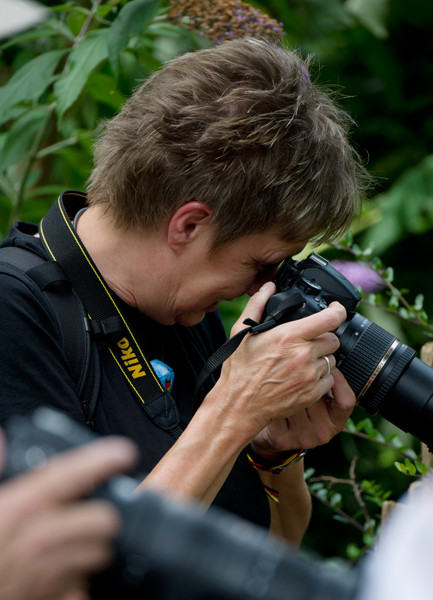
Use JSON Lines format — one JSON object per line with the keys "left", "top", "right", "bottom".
{"left": 259, "top": 281, "right": 274, "bottom": 293}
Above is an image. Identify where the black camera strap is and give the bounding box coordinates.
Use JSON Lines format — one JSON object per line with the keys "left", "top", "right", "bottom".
{"left": 39, "top": 191, "right": 182, "bottom": 440}
{"left": 193, "top": 293, "right": 305, "bottom": 410}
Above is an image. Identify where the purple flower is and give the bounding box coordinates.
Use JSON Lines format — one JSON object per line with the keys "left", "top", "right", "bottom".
{"left": 330, "top": 260, "right": 386, "bottom": 293}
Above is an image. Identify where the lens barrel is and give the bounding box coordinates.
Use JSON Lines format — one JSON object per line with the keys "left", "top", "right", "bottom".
{"left": 336, "top": 313, "right": 433, "bottom": 449}
{"left": 336, "top": 314, "right": 415, "bottom": 412}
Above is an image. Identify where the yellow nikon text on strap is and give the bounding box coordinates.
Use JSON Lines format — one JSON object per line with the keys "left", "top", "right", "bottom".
{"left": 117, "top": 337, "right": 146, "bottom": 379}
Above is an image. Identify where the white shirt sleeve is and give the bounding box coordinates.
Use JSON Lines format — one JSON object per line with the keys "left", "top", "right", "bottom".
{"left": 358, "top": 475, "right": 433, "bottom": 600}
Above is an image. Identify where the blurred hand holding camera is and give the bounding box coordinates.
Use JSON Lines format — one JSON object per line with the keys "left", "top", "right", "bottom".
{"left": 0, "top": 428, "right": 136, "bottom": 600}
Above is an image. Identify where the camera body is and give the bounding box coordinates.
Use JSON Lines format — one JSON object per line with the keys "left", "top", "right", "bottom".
{"left": 263, "top": 252, "right": 361, "bottom": 325}
{"left": 2, "top": 407, "right": 358, "bottom": 600}
{"left": 263, "top": 252, "right": 433, "bottom": 450}
{"left": 263, "top": 252, "right": 368, "bottom": 383}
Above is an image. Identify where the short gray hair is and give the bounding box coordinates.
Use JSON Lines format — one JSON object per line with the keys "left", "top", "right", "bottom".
{"left": 88, "top": 38, "right": 369, "bottom": 248}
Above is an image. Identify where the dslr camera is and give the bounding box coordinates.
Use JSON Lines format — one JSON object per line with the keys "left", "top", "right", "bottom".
{"left": 2, "top": 407, "right": 358, "bottom": 600}
{"left": 262, "top": 252, "right": 433, "bottom": 450}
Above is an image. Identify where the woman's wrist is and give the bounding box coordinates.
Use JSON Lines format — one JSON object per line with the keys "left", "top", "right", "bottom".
{"left": 246, "top": 443, "right": 306, "bottom": 475}
{"left": 249, "top": 441, "right": 282, "bottom": 461}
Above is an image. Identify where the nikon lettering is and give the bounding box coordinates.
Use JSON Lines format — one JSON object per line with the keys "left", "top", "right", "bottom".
{"left": 117, "top": 337, "right": 146, "bottom": 379}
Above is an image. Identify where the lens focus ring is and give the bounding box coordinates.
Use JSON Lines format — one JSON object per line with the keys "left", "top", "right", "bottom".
{"left": 338, "top": 321, "right": 396, "bottom": 396}
{"left": 337, "top": 320, "right": 415, "bottom": 415}
{"left": 362, "top": 344, "right": 416, "bottom": 414}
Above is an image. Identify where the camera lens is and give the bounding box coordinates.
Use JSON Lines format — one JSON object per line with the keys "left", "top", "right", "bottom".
{"left": 336, "top": 313, "right": 433, "bottom": 449}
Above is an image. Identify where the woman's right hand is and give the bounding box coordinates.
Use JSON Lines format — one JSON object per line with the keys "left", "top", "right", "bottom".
{"left": 210, "top": 282, "right": 349, "bottom": 442}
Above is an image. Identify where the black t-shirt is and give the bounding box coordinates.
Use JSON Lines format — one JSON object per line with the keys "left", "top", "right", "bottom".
{"left": 0, "top": 223, "right": 270, "bottom": 528}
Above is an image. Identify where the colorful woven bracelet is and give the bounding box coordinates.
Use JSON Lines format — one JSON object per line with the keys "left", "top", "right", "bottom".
{"left": 262, "top": 484, "right": 280, "bottom": 503}
{"left": 246, "top": 445, "right": 306, "bottom": 475}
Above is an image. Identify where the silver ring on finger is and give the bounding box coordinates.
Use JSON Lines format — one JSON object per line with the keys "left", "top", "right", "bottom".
{"left": 322, "top": 355, "right": 331, "bottom": 377}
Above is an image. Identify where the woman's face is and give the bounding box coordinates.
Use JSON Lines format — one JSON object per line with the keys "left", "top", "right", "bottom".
{"left": 159, "top": 231, "right": 305, "bottom": 327}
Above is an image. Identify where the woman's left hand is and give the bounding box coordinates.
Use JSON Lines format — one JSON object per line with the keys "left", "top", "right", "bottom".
{"left": 251, "top": 368, "right": 355, "bottom": 458}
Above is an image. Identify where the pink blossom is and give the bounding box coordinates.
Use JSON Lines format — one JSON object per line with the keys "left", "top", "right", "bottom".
{"left": 331, "top": 260, "right": 386, "bottom": 293}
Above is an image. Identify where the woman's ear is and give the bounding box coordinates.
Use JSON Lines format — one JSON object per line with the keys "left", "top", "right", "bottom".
{"left": 167, "top": 201, "right": 214, "bottom": 248}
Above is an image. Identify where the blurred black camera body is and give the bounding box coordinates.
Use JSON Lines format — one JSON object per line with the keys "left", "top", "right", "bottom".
{"left": 2, "top": 407, "right": 358, "bottom": 600}
{"left": 263, "top": 253, "right": 433, "bottom": 450}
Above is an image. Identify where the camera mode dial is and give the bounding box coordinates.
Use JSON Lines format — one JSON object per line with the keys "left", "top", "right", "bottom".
{"left": 299, "top": 277, "right": 321, "bottom": 295}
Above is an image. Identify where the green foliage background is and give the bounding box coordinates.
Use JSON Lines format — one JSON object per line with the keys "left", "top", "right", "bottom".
{"left": 1, "top": 0, "right": 433, "bottom": 563}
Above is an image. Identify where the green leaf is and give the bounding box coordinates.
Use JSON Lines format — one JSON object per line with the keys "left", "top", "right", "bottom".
{"left": 367, "top": 428, "right": 380, "bottom": 440}
{"left": 394, "top": 461, "right": 407, "bottom": 474}
{"left": 20, "top": 197, "right": 57, "bottom": 223}
{"left": 356, "top": 418, "right": 374, "bottom": 434}
{"left": 345, "top": 0, "right": 390, "bottom": 39}
{"left": 98, "top": 4, "right": 120, "bottom": 19}
{"left": 304, "top": 467, "right": 315, "bottom": 479}
{"left": 345, "top": 418, "right": 356, "bottom": 432}
{"left": 371, "top": 257, "right": 383, "bottom": 270}
{"left": 414, "top": 294, "right": 424, "bottom": 311}
{"left": 108, "top": 0, "right": 161, "bottom": 78}
{"left": 363, "top": 155, "right": 433, "bottom": 254}
{"left": 405, "top": 448, "right": 418, "bottom": 460}
{"left": 25, "top": 184, "right": 68, "bottom": 199}
{"left": 330, "top": 492, "right": 343, "bottom": 508}
{"left": 373, "top": 430, "right": 385, "bottom": 443}
{"left": 0, "top": 26, "right": 60, "bottom": 50}
{"left": 342, "top": 231, "right": 353, "bottom": 246}
{"left": 404, "top": 458, "right": 417, "bottom": 476}
{"left": 315, "top": 488, "right": 328, "bottom": 501}
{"left": 366, "top": 292, "right": 377, "bottom": 303}
{"left": 388, "top": 294, "right": 399, "bottom": 309}
{"left": 365, "top": 495, "right": 382, "bottom": 508}
{"left": 416, "top": 461, "right": 429, "bottom": 475}
{"left": 0, "top": 133, "right": 6, "bottom": 156}
{"left": 362, "top": 244, "right": 374, "bottom": 257}
{"left": 389, "top": 436, "right": 404, "bottom": 449}
{"left": 0, "top": 107, "right": 50, "bottom": 173}
{"left": 346, "top": 543, "right": 362, "bottom": 560}
{"left": 399, "top": 307, "right": 410, "bottom": 319}
{"left": 351, "top": 243, "right": 362, "bottom": 256}
{"left": 309, "top": 482, "right": 324, "bottom": 492}
{"left": 54, "top": 31, "right": 110, "bottom": 119}
{"left": 84, "top": 72, "right": 125, "bottom": 110}
{"left": 0, "top": 50, "right": 65, "bottom": 127}
{"left": 333, "top": 515, "right": 350, "bottom": 524}
{"left": 383, "top": 266, "right": 394, "bottom": 282}
{"left": 362, "top": 532, "right": 376, "bottom": 547}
